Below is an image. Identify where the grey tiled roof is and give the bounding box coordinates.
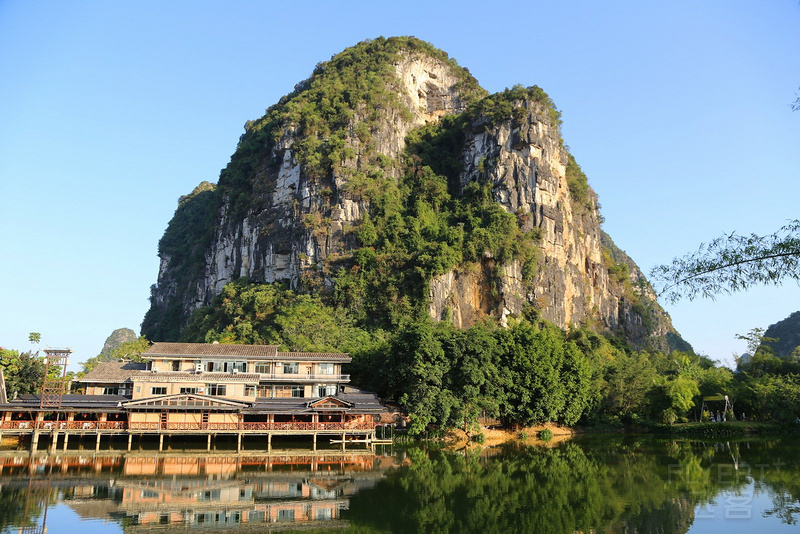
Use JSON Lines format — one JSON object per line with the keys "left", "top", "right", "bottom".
{"left": 249, "top": 398, "right": 311, "bottom": 413}
{"left": 277, "top": 351, "right": 351, "bottom": 362}
{"left": 338, "top": 393, "right": 386, "bottom": 413}
{"left": 132, "top": 371, "right": 261, "bottom": 383}
{"left": 79, "top": 361, "right": 147, "bottom": 383}
{"left": 144, "top": 342, "right": 278, "bottom": 358}
{"left": 247, "top": 393, "right": 385, "bottom": 414}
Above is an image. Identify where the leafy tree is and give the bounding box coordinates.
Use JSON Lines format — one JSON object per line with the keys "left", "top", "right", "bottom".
{"left": 664, "top": 375, "right": 700, "bottom": 415}
{"left": 738, "top": 374, "right": 800, "bottom": 422}
{"left": 439, "top": 323, "right": 507, "bottom": 429}
{"left": 385, "top": 321, "right": 454, "bottom": 434}
{"left": 651, "top": 220, "right": 800, "bottom": 302}
{"left": 109, "top": 337, "right": 150, "bottom": 361}
{"left": 600, "top": 351, "right": 659, "bottom": 423}
{"left": 497, "top": 321, "right": 592, "bottom": 426}
{"left": 0, "top": 349, "right": 45, "bottom": 396}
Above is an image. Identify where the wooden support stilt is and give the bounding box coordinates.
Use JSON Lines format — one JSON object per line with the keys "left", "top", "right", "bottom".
{"left": 312, "top": 433, "right": 317, "bottom": 452}
{"left": 267, "top": 433, "right": 272, "bottom": 453}
{"left": 207, "top": 434, "right": 211, "bottom": 452}
{"left": 50, "top": 432, "right": 58, "bottom": 453}
{"left": 63, "top": 432, "right": 69, "bottom": 452}
{"left": 127, "top": 433, "right": 133, "bottom": 452}
{"left": 159, "top": 433, "right": 164, "bottom": 452}
{"left": 31, "top": 430, "right": 39, "bottom": 452}
{"left": 341, "top": 433, "right": 346, "bottom": 451}
{"left": 95, "top": 433, "right": 101, "bottom": 452}
{"left": 237, "top": 433, "right": 242, "bottom": 453}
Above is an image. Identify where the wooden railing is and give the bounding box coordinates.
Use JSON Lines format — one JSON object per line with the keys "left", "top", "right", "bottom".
{"left": 1, "top": 420, "right": 375, "bottom": 432}
{"left": 127, "top": 421, "right": 375, "bottom": 431}
{"left": 256, "top": 373, "right": 350, "bottom": 381}
{"left": 0, "top": 421, "right": 126, "bottom": 431}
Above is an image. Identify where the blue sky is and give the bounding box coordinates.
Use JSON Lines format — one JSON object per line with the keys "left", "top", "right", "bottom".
{"left": 1, "top": 1, "right": 798, "bottom": 369}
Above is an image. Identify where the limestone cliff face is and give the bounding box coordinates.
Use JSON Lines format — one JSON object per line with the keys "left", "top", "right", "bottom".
{"left": 430, "top": 97, "right": 614, "bottom": 331}
{"left": 426, "top": 96, "right": 654, "bottom": 343}
{"left": 143, "top": 38, "right": 685, "bottom": 350}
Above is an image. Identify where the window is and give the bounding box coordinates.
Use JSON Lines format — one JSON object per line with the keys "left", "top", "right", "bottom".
{"left": 315, "top": 508, "right": 333, "bottom": 520}
{"left": 151, "top": 387, "right": 167, "bottom": 395}
{"left": 274, "top": 385, "right": 305, "bottom": 398}
{"left": 318, "top": 363, "right": 334, "bottom": 375}
{"left": 277, "top": 509, "right": 295, "bottom": 522}
{"left": 248, "top": 510, "right": 265, "bottom": 523}
{"left": 200, "top": 490, "right": 221, "bottom": 501}
{"left": 172, "top": 360, "right": 180, "bottom": 371}
{"left": 282, "top": 362, "right": 299, "bottom": 374}
{"left": 180, "top": 387, "right": 198, "bottom": 395}
{"left": 102, "top": 387, "right": 119, "bottom": 395}
{"left": 209, "top": 361, "right": 247, "bottom": 373}
{"left": 245, "top": 385, "right": 256, "bottom": 397}
{"left": 317, "top": 384, "right": 337, "bottom": 397}
{"left": 255, "top": 363, "right": 271, "bottom": 374}
{"left": 207, "top": 384, "right": 227, "bottom": 396}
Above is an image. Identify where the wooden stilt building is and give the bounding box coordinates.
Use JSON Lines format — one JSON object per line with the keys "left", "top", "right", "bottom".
{"left": 0, "top": 343, "right": 386, "bottom": 452}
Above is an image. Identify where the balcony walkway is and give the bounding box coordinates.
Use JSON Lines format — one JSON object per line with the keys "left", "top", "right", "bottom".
{"left": 0, "top": 420, "right": 382, "bottom": 454}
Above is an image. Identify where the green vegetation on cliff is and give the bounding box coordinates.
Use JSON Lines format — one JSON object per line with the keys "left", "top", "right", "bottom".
{"left": 332, "top": 169, "right": 542, "bottom": 326}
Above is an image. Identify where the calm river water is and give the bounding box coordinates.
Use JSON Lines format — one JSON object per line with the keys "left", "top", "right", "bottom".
{"left": 0, "top": 434, "right": 798, "bottom": 533}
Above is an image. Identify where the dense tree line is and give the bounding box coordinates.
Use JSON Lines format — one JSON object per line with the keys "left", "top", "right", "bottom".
{"left": 180, "top": 279, "right": 800, "bottom": 434}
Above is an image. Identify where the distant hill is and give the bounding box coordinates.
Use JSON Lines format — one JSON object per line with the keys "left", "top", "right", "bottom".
{"left": 99, "top": 328, "right": 137, "bottom": 359}
{"left": 763, "top": 311, "right": 800, "bottom": 358}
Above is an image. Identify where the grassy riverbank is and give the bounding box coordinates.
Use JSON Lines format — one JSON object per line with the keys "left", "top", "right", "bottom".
{"left": 661, "top": 421, "right": 800, "bottom": 438}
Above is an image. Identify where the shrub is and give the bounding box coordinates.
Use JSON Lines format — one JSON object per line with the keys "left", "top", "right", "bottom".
{"left": 661, "top": 408, "right": 678, "bottom": 425}
{"left": 538, "top": 428, "right": 553, "bottom": 441}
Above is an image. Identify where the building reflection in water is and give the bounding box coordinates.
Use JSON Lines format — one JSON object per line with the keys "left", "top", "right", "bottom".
{"left": 0, "top": 450, "right": 401, "bottom": 532}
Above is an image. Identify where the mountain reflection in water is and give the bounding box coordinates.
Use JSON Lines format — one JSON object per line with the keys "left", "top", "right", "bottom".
{"left": 1, "top": 436, "right": 799, "bottom": 533}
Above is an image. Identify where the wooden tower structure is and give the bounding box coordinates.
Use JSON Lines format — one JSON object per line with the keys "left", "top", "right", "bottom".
{"left": 40, "top": 348, "right": 71, "bottom": 409}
